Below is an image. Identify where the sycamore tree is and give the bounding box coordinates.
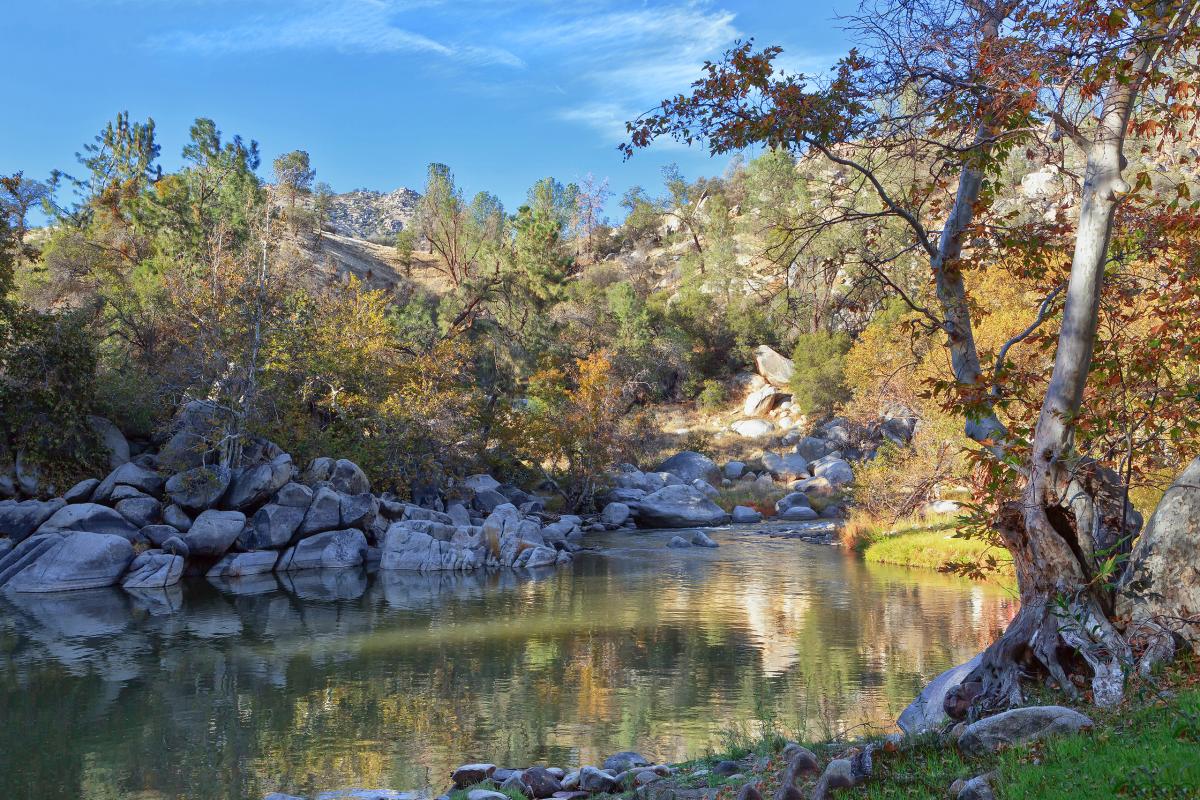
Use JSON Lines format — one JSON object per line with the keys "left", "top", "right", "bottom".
{"left": 626, "top": 0, "right": 1200, "bottom": 715}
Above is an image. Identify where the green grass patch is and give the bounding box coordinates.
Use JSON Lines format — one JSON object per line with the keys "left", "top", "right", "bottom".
{"left": 992, "top": 690, "right": 1200, "bottom": 799}
{"left": 863, "top": 527, "right": 1014, "bottom": 582}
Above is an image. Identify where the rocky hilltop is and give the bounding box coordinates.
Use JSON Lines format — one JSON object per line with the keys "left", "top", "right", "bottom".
{"left": 321, "top": 187, "right": 420, "bottom": 240}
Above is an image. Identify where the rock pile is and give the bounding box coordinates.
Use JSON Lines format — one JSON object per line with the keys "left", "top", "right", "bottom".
{"left": 0, "top": 451, "right": 583, "bottom": 597}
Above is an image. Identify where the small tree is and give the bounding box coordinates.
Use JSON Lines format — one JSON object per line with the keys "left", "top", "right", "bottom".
{"left": 789, "top": 330, "right": 851, "bottom": 418}
{"left": 272, "top": 150, "right": 314, "bottom": 209}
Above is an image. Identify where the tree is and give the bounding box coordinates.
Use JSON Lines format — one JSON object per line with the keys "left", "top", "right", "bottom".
{"left": 575, "top": 173, "right": 611, "bottom": 259}
{"left": 273, "top": 150, "right": 315, "bottom": 209}
{"left": 625, "top": 0, "right": 1200, "bottom": 714}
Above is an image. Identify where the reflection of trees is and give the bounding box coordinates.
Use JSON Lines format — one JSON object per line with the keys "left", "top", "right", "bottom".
{"left": 0, "top": 544, "right": 1016, "bottom": 799}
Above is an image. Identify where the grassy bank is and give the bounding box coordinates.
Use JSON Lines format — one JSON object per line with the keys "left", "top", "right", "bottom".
{"left": 674, "top": 657, "right": 1200, "bottom": 800}
{"left": 841, "top": 512, "right": 1015, "bottom": 583}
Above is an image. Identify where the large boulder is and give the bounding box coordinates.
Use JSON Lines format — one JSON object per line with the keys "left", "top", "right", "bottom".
{"left": 731, "top": 505, "right": 762, "bottom": 523}
{"left": 462, "top": 474, "right": 501, "bottom": 493}
{"left": 93, "top": 462, "right": 164, "bottom": 504}
{"left": 381, "top": 524, "right": 480, "bottom": 571}
{"left": 794, "top": 436, "right": 834, "bottom": 462}
{"left": 208, "top": 550, "right": 279, "bottom": 577}
{"left": 277, "top": 528, "right": 367, "bottom": 571}
{"left": 87, "top": 416, "right": 130, "bottom": 470}
{"left": 774, "top": 492, "right": 812, "bottom": 514}
{"left": 601, "top": 502, "right": 631, "bottom": 527}
{"left": 897, "top": 654, "right": 983, "bottom": 736}
{"left": 37, "top": 503, "right": 139, "bottom": 540}
{"left": 164, "top": 465, "right": 231, "bottom": 512}
{"left": 603, "top": 751, "right": 650, "bottom": 773}
{"left": 957, "top": 706, "right": 1092, "bottom": 756}
{"left": 753, "top": 345, "right": 795, "bottom": 388}
{"left": 762, "top": 451, "right": 809, "bottom": 480}
{"left": 122, "top": 551, "right": 184, "bottom": 589}
{"left": 813, "top": 458, "right": 854, "bottom": 486}
{"left": 63, "top": 479, "right": 99, "bottom": 504}
{"left": 298, "top": 486, "right": 342, "bottom": 537}
{"left": 656, "top": 451, "right": 720, "bottom": 485}
{"left": 634, "top": 485, "right": 730, "bottom": 528}
{"left": 241, "top": 504, "right": 306, "bottom": 550}
{"left": 114, "top": 496, "right": 161, "bottom": 529}
{"left": 158, "top": 401, "right": 225, "bottom": 471}
{"left": 183, "top": 510, "right": 246, "bottom": 557}
{"left": 5, "top": 532, "right": 134, "bottom": 592}
{"left": 224, "top": 454, "right": 293, "bottom": 511}
{"left": 328, "top": 458, "right": 370, "bottom": 495}
{"left": 731, "top": 419, "right": 775, "bottom": 438}
{"left": 339, "top": 492, "right": 379, "bottom": 530}
{"left": 1118, "top": 456, "right": 1200, "bottom": 646}
{"left": 744, "top": 384, "right": 781, "bottom": 417}
{"left": 0, "top": 498, "right": 66, "bottom": 542}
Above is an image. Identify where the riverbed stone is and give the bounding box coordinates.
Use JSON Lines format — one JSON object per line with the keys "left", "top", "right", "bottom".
{"left": 467, "top": 792, "right": 506, "bottom": 800}
{"left": 278, "top": 528, "right": 367, "bottom": 571}
{"left": 140, "top": 524, "right": 177, "bottom": 547}
{"left": 731, "top": 505, "right": 762, "bottom": 524}
{"left": 37, "top": 502, "right": 139, "bottom": 540}
{"left": 208, "top": 550, "right": 279, "bottom": 578}
{"left": 183, "top": 510, "right": 246, "bottom": 557}
{"left": 691, "top": 531, "right": 719, "bottom": 548}
{"left": 779, "top": 506, "right": 818, "bottom": 521}
{"left": 165, "top": 465, "right": 231, "bottom": 512}
{"left": 0, "top": 498, "right": 66, "bottom": 542}
{"left": 791, "top": 476, "right": 834, "bottom": 498}
{"left": 897, "top": 653, "right": 983, "bottom": 736}
{"left": 581, "top": 767, "right": 623, "bottom": 794}
{"left": 774, "top": 492, "right": 811, "bottom": 514}
{"left": 521, "top": 767, "right": 563, "bottom": 799}
{"left": 452, "top": 764, "right": 497, "bottom": 789}
{"left": 635, "top": 485, "right": 730, "bottom": 528}
{"left": 957, "top": 706, "right": 1092, "bottom": 756}
{"left": 601, "top": 502, "right": 631, "bottom": 527}
{"left": 603, "top": 752, "right": 650, "bottom": 773}
{"left": 122, "top": 551, "right": 184, "bottom": 589}
{"left": 6, "top": 532, "right": 133, "bottom": 592}
{"left": 667, "top": 535, "right": 691, "bottom": 548}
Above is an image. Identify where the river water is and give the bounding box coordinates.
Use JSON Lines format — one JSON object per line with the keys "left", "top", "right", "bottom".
{"left": 0, "top": 525, "right": 1016, "bottom": 799}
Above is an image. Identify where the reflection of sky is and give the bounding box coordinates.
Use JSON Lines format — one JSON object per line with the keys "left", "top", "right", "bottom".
{"left": 0, "top": 529, "right": 1016, "bottom": 799}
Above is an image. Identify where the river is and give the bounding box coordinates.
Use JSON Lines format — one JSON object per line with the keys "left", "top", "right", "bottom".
{"left": 0, "top": 525, "right": 1016, "bottom": 799}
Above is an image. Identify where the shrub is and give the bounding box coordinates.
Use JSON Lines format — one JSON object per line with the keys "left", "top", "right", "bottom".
{"left": 789, "top": 330, "right": 851, "bottom": 417}
{"left": 697, "top": 379, "right": 727, "bottom": 410}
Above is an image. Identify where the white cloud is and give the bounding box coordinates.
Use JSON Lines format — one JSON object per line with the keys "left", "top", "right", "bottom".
{"left": 150, "top": 0, "right": 523, "bottom": 67}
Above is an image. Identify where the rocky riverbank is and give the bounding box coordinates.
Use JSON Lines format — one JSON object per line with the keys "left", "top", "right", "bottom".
{"left": 257, "top": 693, "right": 1128, "bottom": 800}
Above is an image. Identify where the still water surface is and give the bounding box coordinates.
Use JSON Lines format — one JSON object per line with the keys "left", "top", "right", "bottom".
{"left": 0, "top": 526, "right": 1016, "bottom": 800}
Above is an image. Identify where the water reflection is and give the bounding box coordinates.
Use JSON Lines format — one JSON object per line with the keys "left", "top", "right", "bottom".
{"left": 0, "top": 527, "right": 1016, "bottom": 800}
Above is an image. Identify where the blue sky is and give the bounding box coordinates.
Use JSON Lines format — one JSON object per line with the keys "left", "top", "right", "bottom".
{"left": 5, "top": 0, "right": 851, "bottom": 217}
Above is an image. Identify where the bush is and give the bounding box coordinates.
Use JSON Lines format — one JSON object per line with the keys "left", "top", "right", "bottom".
{"left": 697, "top": 379, "right": 727, "bottom": 410}
{"left": 789, "top": 330, "right": 851, "bottom": 417}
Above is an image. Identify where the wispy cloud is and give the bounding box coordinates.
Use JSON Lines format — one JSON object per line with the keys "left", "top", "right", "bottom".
{"left": 150, "top": 0, "right": 524, "bottom": 67}
{"left": 521, "top": 3, "right": 741, "bottom": 141}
